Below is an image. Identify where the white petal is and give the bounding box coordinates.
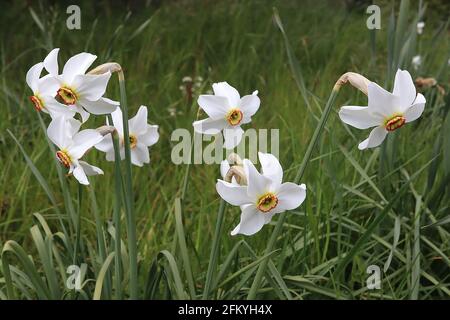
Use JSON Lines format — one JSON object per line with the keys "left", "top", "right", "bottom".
{"left": 258, "top": 152, "right": 283, "bottom": 188}
{"left": 111, "top": 107, "right": 124, "bottom": 135}
{"left": 238, "top": 94, "right": 260, "bottom": 119}
{"left": 131, "top": 144, "right": 150, "bottom": 166}
{"left": 212, "top": 82, "right": 240, "bottom": 107}
{"left": 95, "top": 134, "right": 114, "bottom": 153}
{"left": 75, "top": 104, "right": 91, "bottom": 123}
{"left": 38, "top": 75, "right": 59, "bottom": 96}
{"left": 26, "top": 62, "right": 43, "bottom": 93}
{"left": 193, "top": 118, "right": 227, "bottom": 134}
{"left": 47, "top": 116, "right": 70, "bottom": 149}
{"left": 220, "top": 160, "right": 230, "bottom": 179}
{"left": 129, "top": 105, "right": 148, "bottom": 135}
{"left": 44, "top": 97, "right": 76, "bottom": 119}
{"left": 72, "top": 165, "right": 89, "bottom": 185}
{"left": 62, "top": 52, "right": 97, "bottom": 83}
{"left": 404, "top": 93, "right": 426, "bottom": 123}
{"left": 43, "top": 48, "right": 59, "bottom": 76}
{"left": 139, "top": 125, "right": 159, "bottom": 146}
{"left": 244, "top": 159, "right": 272, "bottom": 200}
{"left": 276, "top": 183, "right": 306, "bottom": 212}
{"left": 230, "top": 204, "right": 265, "bottom": 236}
{"left": 72, "top": 72, "right": 112, "bottom": 102}
{"left": 69, "top": 129, "right": 104, "bottom": 159}
{"left": 368, "top": 82, "right": 402, "bottom": 117}
{"left": 79, "top": 96, "right": 118, "bottom": 115}
{"left": 216, "top": 180, "right": 252, "bottom": 206}
{"left": 79, "top": 161, "right": 103, "bottom": 176}
{"left": 358, "top": 126, "right": 388, "bottom": 150}
{"left": 223, "top": 127, "right": 244, "bottom": 149}
{"left": 197, "top": 95, "right": 230, "bottom": 119}
{"left": 339, "top": 106, "right": 381, "bottom": 129}
{"left": 393, "top": 69, "right": 416, "bottom": 111}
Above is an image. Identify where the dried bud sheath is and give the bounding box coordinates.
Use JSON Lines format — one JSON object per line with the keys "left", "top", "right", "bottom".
{"left": 334, "top": 72, "right": 371, "bottom": 96}
{"left": 88, "top": 62, "right": 122, "bottom": 76}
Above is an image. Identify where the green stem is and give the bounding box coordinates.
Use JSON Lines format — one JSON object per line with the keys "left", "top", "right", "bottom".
{"left": 202, "top": 199, "right": 226, "bottom": 299}
{"left": 73, "top": 183, "right": 83, "bottom": 266}
{"left": 247, "top": 87, "right": 340, "bottom": 299}
{"left": 109, "top": 118, "right": 124, "bottom": 300}
{"left": 118, "top": 70, "right": 138, "bottom": 299}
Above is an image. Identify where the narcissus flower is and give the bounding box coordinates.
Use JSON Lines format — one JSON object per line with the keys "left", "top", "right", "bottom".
{"left": 47, "top": 116, "right": 104, "bottom": 185}
{"left": 193, "top": 82, "right": 260, "bottom": 149}
{"left": 95, "top": 106, "right": 159, "bottom": 166}
{"left": 216, "top": 152, "right": 306, "bottom": 236}
{"left": 44, "top": 49, "right": 119, "bottom": 122}
{"left": 26, "top": 62, "right": 75, "bottom": 118}
{"left": 412, "top": 55, "right": 422, "bottom": 70}
{"left": 417, "top": 21, "right": 425, "bottom": 34}
{"left": 339, "top": 69, "right": 426, "bottom": 150}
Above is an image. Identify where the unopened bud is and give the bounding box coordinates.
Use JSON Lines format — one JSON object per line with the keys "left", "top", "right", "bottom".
{"left": 225, "top": 166, "right": 247, "bottom": 185}
{"left": 88, "top": 62, "right": 122, "bottom": 75}
{"left": 96, "top": 125, "right": 116, "bottom": 136}
{"left": 334, "top": 72, "right": 371, "bottom": 95}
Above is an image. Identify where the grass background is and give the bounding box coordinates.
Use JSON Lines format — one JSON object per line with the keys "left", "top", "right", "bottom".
{"left": 0, "top": 0, "right": 449, "bottom": 299}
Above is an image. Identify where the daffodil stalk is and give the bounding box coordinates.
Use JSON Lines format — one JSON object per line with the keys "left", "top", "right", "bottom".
{"left": 247, "top": 79, "right": 341, "bottom": 300}
{"left": 89, "top": 63, "right": 138, "bottom": 299}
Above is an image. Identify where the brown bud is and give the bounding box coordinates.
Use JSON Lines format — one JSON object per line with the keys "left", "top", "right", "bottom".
{"left": 334, "top": 72, "right": 371, "bottom": 96}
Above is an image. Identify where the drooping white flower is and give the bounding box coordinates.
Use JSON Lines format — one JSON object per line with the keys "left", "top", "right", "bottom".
{"left": 43, "top": 48, "right": 119, "bottom": 122}
{"left": 26, "top": 62, "right": 76, "bottom": 118}
{"left": 216, "top": 152, "right": 306, "bottom": 236}
{"left": 193, "top": 82, "right": 260, "bottom": 149}
{"left": 339, "top": 69, "right": 426, "bottom": 150}
{"left": 412, "top": 55, "right": 422, "bottom": 70}
{"left": 417, "top": 21, "right": 425, "bottom": 35}
{"left": 95, "top": 106, "right": 159, "bottom": 166}
{"left": 47, "top": 116, "right": 104, "bottom": 185}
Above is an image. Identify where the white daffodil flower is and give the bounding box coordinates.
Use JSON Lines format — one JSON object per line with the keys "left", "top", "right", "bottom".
{"left": 216, "top": 152, "right": 306, "bottom": 236}
{"left": 193, "top": 82, "right": 260, "bottom": 149}
{"left": 339, "top": 69, "right": 426, "bottom": 150}
{"left": 95, "top": 106, "right": 159, "bottom": 167}
{"left": 43, "top": 48, "right": 119, "bottom": 122}
{"left": 47, "top": 116, "right": 104, "bottom": 185}
{"left": 417, "top": 21, "right": 425, "bottom": 35}
{"left": 412, "top": 55, "right": 422, "bottom": 70}
{"left": 26, "top": 62, "right": 76, "bottom": 118}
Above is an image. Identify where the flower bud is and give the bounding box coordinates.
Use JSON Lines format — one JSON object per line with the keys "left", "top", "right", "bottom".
{"left": 96, "top": 125, "right": 116, "bottom": 136}
{"left": 224, "top": 166, "right": 247, "bottom": 186}
{"left": 334, "top": 72, "right": 371, "bottom": 96}
{"left": 88, "top": 62, "right": 122, "bottom": 75}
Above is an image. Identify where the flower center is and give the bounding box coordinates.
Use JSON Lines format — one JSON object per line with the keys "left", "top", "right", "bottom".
{"left": 257, "top": 192, "right": 278, "bottom": 213}
{"left": 57, "top": 87, "right": 78, "bottom": 105}
{"left": 226, "top": 108, "right": 243, "bottom": 126}
{"left": 29, "top": 95, "right": 44, "bottom": 111}
{"left": 56, "top": 150, "right": 72, "bottom": 168}
{"left": 129, "top": 135, "right": 138, "bottom": 149}
{"left": 385, "top": 115, "right": 406, "bottom": 132}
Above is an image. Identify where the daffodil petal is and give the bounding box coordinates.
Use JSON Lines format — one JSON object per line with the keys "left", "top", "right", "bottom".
{"left": 140, "top": 125, "right": 159, "bottom": 146}
{"left": 368, "top": 82, "right": 401, "bottom": 117}
{"left": 258, "top": 152, "right": 283, "bottom": 188}
{"left": 62, "top": 52, "right": 97, "bottom": 83}
{"left": 404, "top": 93, "right": 426, "bottom": 123}
{"left": 216, "top": 180, "right": 251, "bottom": 206}
{"left": 212, "top": 82, "right": 240, "bottom": 107}
{"left": 223, "top": 127, "right": 244, "bottom": 149}
{"left": 193, "top": 118, "right": 227, "bottom": 135}
{"left": 70, "top": 129, "right": 104, "bottom": 159}
{"left": 73, "top": 72, "right": 112, "bottom": 102}
{"left": 244, "top": 159, "right": 272, "bottom": 200}
{"left": 131, "top": 144, "right": 150, "bottom": 167}
{"left": 393, "top": 69, "right": 416, "bottom": 110}
{"left": 238, "top": 94, "right": 260, "bottom": 119}
{"left": 230, "top": 204, "right": 265, "bottom": 236}
{"left": 43, "top": 48, "right": 60, "bottom": 76}
{"left": 339, "top": 106, "right": 381, "bottom": 129}
{"left": 129, "top": 105, "right": 148, "bottom": 135}
{"left": 79, "top": 161, "right": 103, "bottom": 176}
{"left": 26, "top": 62, "right": 43, "bottom": 93}
{"left": 276, "top": 182, "right": 306, "bottom": 212}
{"left": 197, "top": 95, "right": 230, "bottom": 119}
{"left": 72, "top": 165, "right": 89, "bottom": 185}
{"left": 220, "top": 160, "right": 230, "bottom": 179}
{"left": 358, "top": 126, "right": 388, "bottom": 150}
